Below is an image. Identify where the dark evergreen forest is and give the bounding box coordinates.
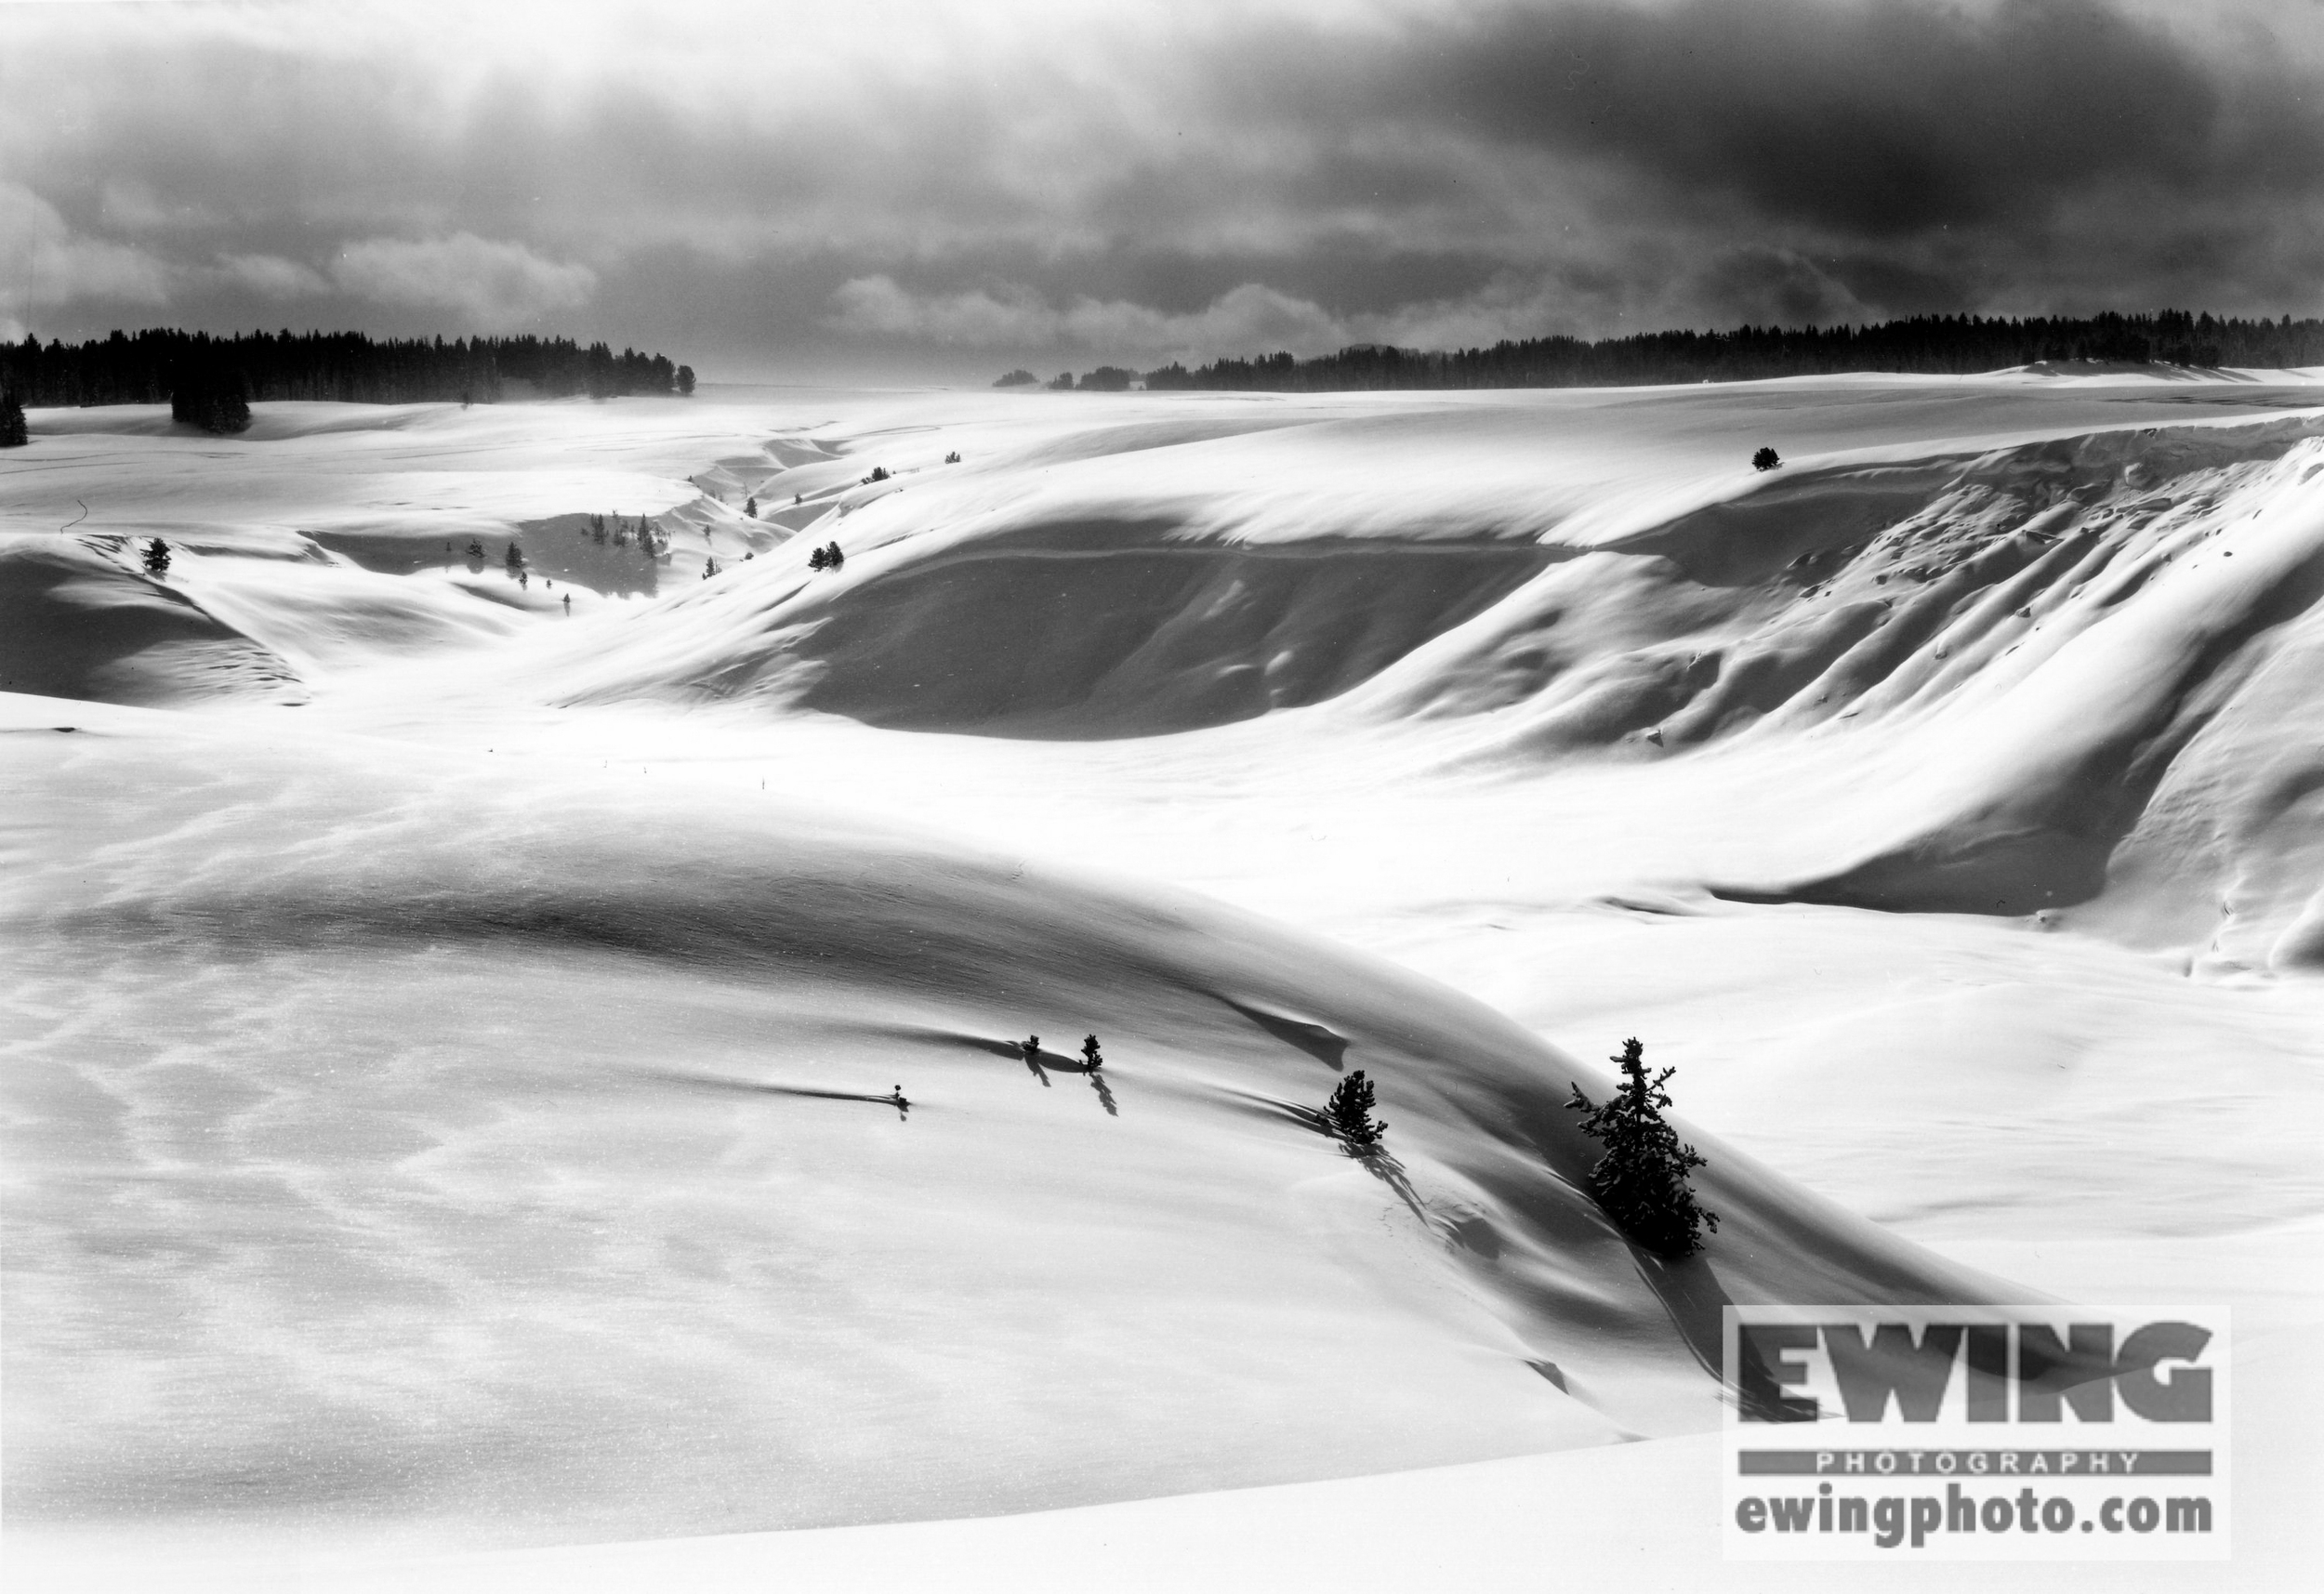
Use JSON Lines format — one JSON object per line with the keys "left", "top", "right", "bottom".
{"left": 1134, "top": 310, "right": 2324, "bottom": 393}
{"left": 0, "top": 328, "right": 695, "bottom": 409}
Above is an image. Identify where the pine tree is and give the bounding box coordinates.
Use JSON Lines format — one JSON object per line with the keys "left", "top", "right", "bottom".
{"left": 505, "top": 542, "right": 525, "bottom": 573}
{"left": 676, "top": 365, "right": 696, "bottom": 396}
{"left": 703, "top": 555, "right": 720, "bottom": 578}
{"left": 613, "top": 515, "right": 630, "bottom": 547}
{"left": 1324, "top": 1070, "right": 1386, "bottom": 1147}
{"left": 466, "top": 537, "right": 485, "bottom": 560}
{"left": 1752, "top": 447, "right": 1781, "bottom": 470}
{"left": 142, "top": 537, "right": 171, "bottom": 574}
{"left": 1565, "top": 1038, "right": 1719, "bottom": 1258}
{"left": 809, "top": 546, "right": 829, "bottom": 571}
{"left": 745, "top": 495, "right": 758, "bottom": 519}
{"left": 0, "top": 389, "right": 27, "bottom": 447}
{"left": 826, "top": 542, "right": 844, "bottom": 569}
{"left": 590, "top": 513, "right": 607, "bottom": 542}
{"left": 1080, "top": 1034, "right": 1103, "bottom": 1070}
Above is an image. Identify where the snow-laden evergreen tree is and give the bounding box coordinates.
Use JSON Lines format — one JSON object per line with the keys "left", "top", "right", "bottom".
{"left": 0, "top": 389, "right": 27, "bottom": 447}
{"left": 1565, "top": 1038, "right": 1719, "bottom": 1257}
{"left": 1324, "top": 1070, "right": 1386, "bottom": 1147}
{"left": 142, "top": 537, "right": 171, "bottom": 574}
{"left": 1080, "top": 1034, "right": 1103, "bottom": 1070}
{"left": 745, "top": 495, "right": 758, "bottom": 519}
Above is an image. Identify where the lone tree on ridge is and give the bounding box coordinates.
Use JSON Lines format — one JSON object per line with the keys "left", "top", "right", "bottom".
{"left": 142, "top": 537, "right": 171, "bottom": 574}
{"left": 1324, "top": 1070, "right": 1386, "bottom": 1147}
{"left": 1752, "top": 446, "right": 1781, "bottom": 471}
{"left": 1565, "top": 1038, "right": 1718, "bottom": 1257}
{"left": 1080, "top": 1034, "right": 1103, "bottom": 1070}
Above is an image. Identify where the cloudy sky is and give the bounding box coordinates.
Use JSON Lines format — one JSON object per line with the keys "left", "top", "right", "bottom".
{"left": 6, "top": 0, "right": 2323, "bottom": 381}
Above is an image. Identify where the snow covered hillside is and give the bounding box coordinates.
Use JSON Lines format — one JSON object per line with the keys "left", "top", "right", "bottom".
{"left": 5, "top": 373, "right": 2321, "bottom": 1582}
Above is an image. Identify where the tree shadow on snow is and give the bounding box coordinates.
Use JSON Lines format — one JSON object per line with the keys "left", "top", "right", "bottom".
{"left": 647, "top": 1069, "right": 909, "bottom": 1119}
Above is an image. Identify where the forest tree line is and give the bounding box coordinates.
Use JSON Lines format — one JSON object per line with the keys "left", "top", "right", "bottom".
{"left": 1097, "top": 310, "right": 2324, "bottom": 392}
{"left": 0, "top": 328, "right": 695, "bottom": 409}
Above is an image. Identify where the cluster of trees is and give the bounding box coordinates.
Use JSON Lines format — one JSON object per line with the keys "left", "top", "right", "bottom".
{"left": 1101, "top": 310, "right": 2324, "bottom": 394}
{"left": 588, "top": 513, "right": 667, "bottom": 556}
{"left": 994, "top": 367, "right": 1138, "bottom": 392}
{"left": 1320, "top": 1037, "right": 1716, "bottom": 1259}
{"left": 171, "top": 365, "right": 252, "bottom": 434}
{"left": 0, "top": 328, "right": 695, "bottom": 410}
{"left": 807, "top": 541, "right": 846, "bottom": 571}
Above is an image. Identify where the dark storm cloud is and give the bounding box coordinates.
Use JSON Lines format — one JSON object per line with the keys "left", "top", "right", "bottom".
{"left": 4, "top": 1, "right": 2321, "bottom": 375}
{"left": 1380, "top": 0, "right": 2245, "bottom": 232}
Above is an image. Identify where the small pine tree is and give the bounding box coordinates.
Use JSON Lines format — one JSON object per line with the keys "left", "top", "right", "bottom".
{"left": 825, "top": 542, "right": 844, "bottom": 569}
{"left": 1565, "top": 1038, "right": 1719, "bottom": 1258}
{"left": 613, "top": 516, "right": 629, "bottom": 547}
{"left": 944, "top": 451, "right": 960, "bottom": 464}
{"left": 142, "top": 537, "right": 171, "bottom": 574}
{"left": 1752, "top": 446, "right": 1781, "bottom": 471}
{"left": 590, "top": 514, "right": 607, "bottom": 542}
{"left": 745, "top": 495, "right": 758, "bottom": 519}
{"left": 1324, "top": 1070, "right": 1386, "bottom": 1147}
{"left": 505, "top": 542, "right": 525, "bottom": 573}
{"left": 1080, "top": 1034, "right": 1103, "bottom": 1070}
{"left": 0, "top": 390, "right": 27, "bottom": 448}
{"left": 703, "top": 555, "right": 720, "bottom": 579}
{"left": 809, "top": 546, "right": 829, "bottom": 571}
{"left": 466, "top": 537, "right": 485, "bottom": 560}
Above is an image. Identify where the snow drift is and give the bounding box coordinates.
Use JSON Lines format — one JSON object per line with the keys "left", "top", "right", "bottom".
{"left": 2, "top": 698, "right": 2007, "bottom": 1544}
{"left": 7, "top": 377, "right": 2323, "bottom": 1571}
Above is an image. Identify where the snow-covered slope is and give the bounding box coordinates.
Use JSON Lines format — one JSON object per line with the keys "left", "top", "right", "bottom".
{"left": 6, "top": 375, "right": 2322, "bottom": 1576}
{"left": 1, "top": 692, "right": 2014, "bottom": 1544}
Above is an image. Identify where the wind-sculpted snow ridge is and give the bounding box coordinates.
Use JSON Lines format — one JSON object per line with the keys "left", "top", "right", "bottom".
{"left": 0, "top": 536, "right": 305, "bottom": 705}
{"left": 0, "top": 699, "right": 2014, "bottom": 1545}
{"left": 535, "top": 404, "right": 2324, "bottom": 964}
{"left": 1365, "top": 416, "right": 2324, "bottom": 955}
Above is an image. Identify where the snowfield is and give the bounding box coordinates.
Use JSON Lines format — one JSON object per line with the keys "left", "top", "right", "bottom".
{"left": 5, "top": 373, "right": 2322, "bottom": 1591}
